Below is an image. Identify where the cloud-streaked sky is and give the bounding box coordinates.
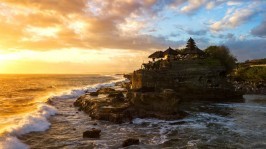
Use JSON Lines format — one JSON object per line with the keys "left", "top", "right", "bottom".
{"left": 0, "top": 0, "right": 265, "bottom": 74}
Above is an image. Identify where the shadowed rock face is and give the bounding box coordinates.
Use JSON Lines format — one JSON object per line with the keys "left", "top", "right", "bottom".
{"left": 130, "top": 89, "right": 180, "bottom": 114}
{"left": 131, "top": 59, "right": 243, "bottom": 101}
{"left": 74, "top": 88, "right": 187, "bottom": 124}
{"left": 74, "top": 58, "right": 244, "bottom": 125}
{"left": 122, "top": 138, "right": 139, "bottom": 147}
{"left": 83, "top": 128, "right": 101, "bottom": 138}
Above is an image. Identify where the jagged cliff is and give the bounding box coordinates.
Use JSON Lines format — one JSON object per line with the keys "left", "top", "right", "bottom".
{"left": 74, "top": 38, "right": 244, "bottom": 124}
{"left": 131, "top": 58, "right": 243, "bottom": 101}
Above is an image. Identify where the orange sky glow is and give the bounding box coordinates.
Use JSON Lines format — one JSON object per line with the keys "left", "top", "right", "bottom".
{"left": 1, "top": 0, "right": 265, "bottom": 74}
{"left": 0, "top": 0, "right": 158, "bottom": 74}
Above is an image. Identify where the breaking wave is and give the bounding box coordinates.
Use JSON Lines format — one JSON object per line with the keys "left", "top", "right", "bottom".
{"left": 0, "top": 75, "right": 126, "bottom": 149}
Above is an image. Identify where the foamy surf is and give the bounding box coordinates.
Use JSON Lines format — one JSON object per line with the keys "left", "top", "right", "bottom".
{"left": 51, "top": 75, "right": 126, "bottom": 100}
{"left": 0, "top": 75, "right": 126, "bottom": 149}
{"left": 0, "top": 104, "right": 57, "bottom": 149}
{"left": 0, "top": 136, "right": 29, "bottom": 149}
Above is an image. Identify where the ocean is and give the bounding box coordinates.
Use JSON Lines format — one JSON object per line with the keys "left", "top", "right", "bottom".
{"left": 0, "top": 74, "right": 266, "bottom": 148}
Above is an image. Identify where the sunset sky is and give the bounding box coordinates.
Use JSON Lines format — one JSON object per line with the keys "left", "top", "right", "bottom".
{"left": 0, "top": 0, "right": 265, "bottom": 74}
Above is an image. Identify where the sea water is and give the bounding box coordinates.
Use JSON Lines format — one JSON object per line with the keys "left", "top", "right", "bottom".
{"left": 0, "top": 74, "right": 118, "bottom": 148}
{"left": 0, "top": 74, "right": 266, "bottom": 148}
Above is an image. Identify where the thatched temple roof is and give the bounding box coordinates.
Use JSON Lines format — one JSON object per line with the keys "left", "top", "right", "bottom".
{"left": 182, "top": 47, "right": 205, "bottom": 55}
{"left": 148, "top": 51, "right": 164, "bottom": 59}
{"left": 163, "top": 47, "right": 178, "bottom": 56}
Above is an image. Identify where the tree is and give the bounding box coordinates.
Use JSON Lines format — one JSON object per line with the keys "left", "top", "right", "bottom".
{"left": 205, "top": 45, "right": 237, "bottom": 74}
{"left": 186, "top": 37, "right": 197, "bottom": 50}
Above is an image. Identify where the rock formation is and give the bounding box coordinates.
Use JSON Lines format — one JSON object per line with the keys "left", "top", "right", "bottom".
{"left": 132, "top": 59, "right": 243, "bottom": 102}
{"left": 122, "top": 138, "right": 140, "bottom": 147}
{"left": 74, "top": 38, "right": 243, "bottom": 126}
{"left": 83, "top": 128, "right": 101, "bottom": 138}
{"left": 74, "top": 87, "right": 187, "bottom": 124}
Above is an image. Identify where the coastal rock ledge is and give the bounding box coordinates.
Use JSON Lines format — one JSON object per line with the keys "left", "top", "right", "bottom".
{"left": 74, "top": 88, "right": 187, "bottom": 124}
{"left": 74, "top": 39, "right": 245, "bottom": 124}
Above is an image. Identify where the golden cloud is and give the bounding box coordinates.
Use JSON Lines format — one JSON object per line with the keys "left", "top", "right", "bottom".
{"left": 0, "top": 0, "right": 174, "bottom": 51}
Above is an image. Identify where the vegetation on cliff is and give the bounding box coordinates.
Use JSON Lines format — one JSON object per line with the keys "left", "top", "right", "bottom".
{"left": 232, "top": 58, "right": 266, "bottom": 83}
{"left": 234, "top": 66, "right": 266, "bottom": 82}
{"left": 204, "top": 46, "right": 237, "bottom": 74}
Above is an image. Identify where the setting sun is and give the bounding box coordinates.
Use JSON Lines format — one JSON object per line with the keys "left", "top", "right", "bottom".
{"left": 0, "top": 1, "right": 266, "bottom": 149}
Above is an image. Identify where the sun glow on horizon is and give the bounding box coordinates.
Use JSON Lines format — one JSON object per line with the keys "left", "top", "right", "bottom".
{"left": 0, "top": 1, "right": 265, "bottom": 74}
{"left": 0, "top": 48, "right": 149, "bottom": 74}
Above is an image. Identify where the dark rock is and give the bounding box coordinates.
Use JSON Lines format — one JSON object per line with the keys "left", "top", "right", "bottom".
{"left": 121, "top": 82, "right": 131, "bottom": 90}
{"left": 107, "top": 91, "right": 124, "bottom": 98}
{"left": 97, "top": 88, "right": 115, "bottom": 94}
{"left": 74, "top": 89, "right": 187, "bottom": 123}
{"left": 123, "top": 74, "right": 132, "bottom": 81}
{"left": 108, "top": 92, "right": 125, "bottom": 103}
{"left": 115, "top": 81, "right": 122, "bottom": 86}
{"left": 83, "top": 128, "right": 101, "bottom": 138}
{"left": 133, "top": 86, "right": 155, "bottom": 93}
{"left": 131, "top": 59, "right": 244, "bottom": 101}
{"left": 122, "top": 138, "right": 139, "bottom": 147}
{"left": 92, "top": 123, "right": 97, "bottom": 126}
{"left": 89, "top": 92, "right": 99, "bottom": 96}
{"left": 131, "top": 89, "right": 180, "bottom": 114}
{"left": 74, "top": 94, "right": 132, "bottom": 124}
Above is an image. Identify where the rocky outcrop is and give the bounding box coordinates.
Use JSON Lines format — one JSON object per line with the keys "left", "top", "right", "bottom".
{"left": 234, "top": 81, "right": 266, "bottom": 95}
{"left": 97, "top": 88, "right": 115, "bottom": 94}
{"left": 74, "top": 92, "right": 131, "bottom": 124}
{"left": 122, "top": 138, "right": 139, "bottom": 147}
{"left": 74, "top": 87, "right": 187, "bottom": 124}
{"left": 74, "top": 59, "right": 244, "bottom": 126}
{"left": 83, "top": 128, "right": 101, "bottom": 138}
{"left": 130, "top": 89, "right": 180, "bottom": 114}
{"left": 89, "top": 92, "right": 99, "bottom": 96}
{"left": 131, "top": 59, "right": 243, "bottom": 101}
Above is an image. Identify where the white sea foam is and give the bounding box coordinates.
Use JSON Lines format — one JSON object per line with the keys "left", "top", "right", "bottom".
{"left": 6, "top": 104, "right": 57, "bottom": 136}
{"left": 0, "top": 75, "right": 126, "bottom": 149}
{"left": 132, "top": 118, "right": 186, "bottom": 145}
{"left": 0, "top": 104, "right": 57, "bottom": 149}
{"left": 0, "top": 136, "right": 29, "bottom": 149}
{"left": 51, "top": 76, "right": 126, "bottom": 100}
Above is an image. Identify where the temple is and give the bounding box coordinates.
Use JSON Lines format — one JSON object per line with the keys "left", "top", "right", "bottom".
{"left": 131, "top": 37, "right": 242, "bottom": 101}
{"left": 143, "top": 37, "right": 206, "bottom": 70}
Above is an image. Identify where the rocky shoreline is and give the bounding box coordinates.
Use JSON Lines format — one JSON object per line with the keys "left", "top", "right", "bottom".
{"left": 74, "top": 81, "right": 188, "bottom": 124}
{"left": 234, "top": 81, "right": 266, "bottom": 95}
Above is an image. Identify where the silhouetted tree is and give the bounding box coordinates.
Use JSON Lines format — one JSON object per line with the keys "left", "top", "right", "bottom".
{"left": 205, "top": 45, "right": 237, "bottom": 74}
{"left": 186, "top": 37, "right": 197, "bottom": 50}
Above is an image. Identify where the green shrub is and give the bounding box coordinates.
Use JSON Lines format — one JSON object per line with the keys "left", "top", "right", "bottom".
{"left": 235, "top": 66, "right": 266, "bottom": 82}
{"left": 205, "top": 46, "right": 237, "bottom": 73}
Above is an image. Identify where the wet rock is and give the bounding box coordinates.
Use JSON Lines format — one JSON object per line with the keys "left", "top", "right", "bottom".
{"left": 115, "top": 81, "right": 123, "bottom": 86}
{"left": 131, "top": 89, "right": 180, "bottom": 114}
{"left": 97, "top": 87, "right": 115, "bottom": 94}
{"left": 121, "top": 82, "right": 131, "bottom": 90}
{"left": 89, "top": 92, "right": 99, "bottom": 96}
{"left": 74, "top": 94, "right": 132, "bottom": 124}
{"left": 122, "top": 138, "right": 139, "bottom": 147}
{"left": 107, "top": 91, "right": 123, "bottom": 98}
{"left": 83, "top": 128, "right": 101, "bottom": 138}
{"left": 74, "top": 89, "right": 187, "bottom": 123}
{"left": 108, "top": 92, "right": 125, "bottom": 103}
